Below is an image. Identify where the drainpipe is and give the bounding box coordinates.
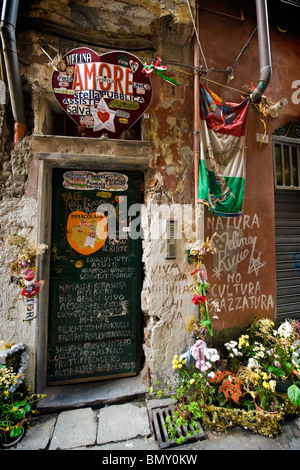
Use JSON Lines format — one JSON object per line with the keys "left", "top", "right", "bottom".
{"left": 194, "top": 1, "right": 200, "bottom": 213}
{"left": 0, "top": 0, "right": 27, "bottom": 149}
{"left": 250, "top": 0, "right": 272, "bottom": 103}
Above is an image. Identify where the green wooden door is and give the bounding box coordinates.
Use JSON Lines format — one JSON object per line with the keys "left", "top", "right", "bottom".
{"left": 47, "top": 168, "right": 143, "bottom": 384}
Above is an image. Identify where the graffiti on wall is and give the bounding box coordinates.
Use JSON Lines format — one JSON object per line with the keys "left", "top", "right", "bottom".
{"left": 207, "top": 213, "right": 275, "bottom": 315}
{"left": 149, "top": 262, "right": 191, "bottom": 323}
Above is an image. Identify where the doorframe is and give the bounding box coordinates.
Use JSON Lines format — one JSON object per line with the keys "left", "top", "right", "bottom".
{"left": 35, "top": 151, "right": 148, "bottom": 393}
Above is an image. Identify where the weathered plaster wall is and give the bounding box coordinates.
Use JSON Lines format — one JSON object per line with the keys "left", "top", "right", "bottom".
{"left": 141, "top": 203, "right": 195, "bottom": 385}
{"left": 1, "top": 0, "right": 196, "bottom": 388}
{"left": 198, "top": 1, "right": 300, "bottom": 343}
{"left": 0, "top": 134, "right": 38, "bottom": 386}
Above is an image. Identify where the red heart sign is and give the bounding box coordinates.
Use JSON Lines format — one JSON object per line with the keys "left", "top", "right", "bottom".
{"left": 52, "top": 48, "right": 152, "bottom": 139}
{"left": 97, "top": 109, "right": 110, "bottom": 123}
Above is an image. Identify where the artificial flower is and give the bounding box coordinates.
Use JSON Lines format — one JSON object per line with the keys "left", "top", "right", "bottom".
{"left": 191, "top": 294, "right": 207, "bottom": 305}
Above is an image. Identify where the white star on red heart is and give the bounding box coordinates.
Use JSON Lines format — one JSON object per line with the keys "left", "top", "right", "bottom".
{"left": 91, "top": 98, "right": 116, "bottom": 132}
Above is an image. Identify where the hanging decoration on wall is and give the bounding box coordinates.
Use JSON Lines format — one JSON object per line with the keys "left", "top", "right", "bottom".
{"left": 52, "top": 48, "right": 152, "bottom": 138}
{"left": 197, "top": 82, "right": 250, "bottom": 217}
{"left": 142, "top": 56, "right": 180, "bottom": 86}
{"left": 7, "top": 236, "right": 48, "bottom": 324}
{"left": 185, "top": 234, "right": 219, "bottom": 338}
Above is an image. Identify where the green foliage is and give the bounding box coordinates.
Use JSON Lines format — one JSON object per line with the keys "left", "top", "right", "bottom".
{"left": 0, "top": 366, "right": 46, "bottom": 444}
{"left": 287, "top": 384, "right": 300, "bottom": 406}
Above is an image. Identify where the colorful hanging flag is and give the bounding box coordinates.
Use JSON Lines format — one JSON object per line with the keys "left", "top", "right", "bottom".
{"left": 198, "top": 82, "right": 250, "bottom": 217}
{"left": 142, "top": 56, "right": 180, "bottom": 86}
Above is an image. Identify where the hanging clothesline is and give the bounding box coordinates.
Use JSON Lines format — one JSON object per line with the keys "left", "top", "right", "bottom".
{"left": 174, "top": 69, "right": 250, "bottom": 98}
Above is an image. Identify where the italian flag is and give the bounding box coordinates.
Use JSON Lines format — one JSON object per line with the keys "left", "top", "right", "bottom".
{"left": 198, "top": 83, "right": 250, "bottom": 217}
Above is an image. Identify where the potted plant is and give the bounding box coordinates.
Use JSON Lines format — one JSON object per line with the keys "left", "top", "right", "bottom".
{"left": 0, "top": 365, "right": 46, "bottom": 448}
{"left": 226, "top": 318, "right": 300, "bottom": 408}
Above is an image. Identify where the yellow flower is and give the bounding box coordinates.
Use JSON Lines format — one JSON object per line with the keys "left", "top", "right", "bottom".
{"left": 253, "top": 372, "right": 260, "bottom": 381}
{"left": 190, "top": 379, "right": 195, "bottom": 385}
{"left": 262, "top": 380, "right": 270, "bottom": 389}
{"left": 260, "top": 372, "right": 268, "bottom": 380}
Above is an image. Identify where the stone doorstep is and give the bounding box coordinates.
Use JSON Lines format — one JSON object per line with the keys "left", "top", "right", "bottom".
{"left": 16, "top": 403, "right": 153, "bottom": 450}
{"left": 37, "top": 375, "right": 148, "bottom": 412}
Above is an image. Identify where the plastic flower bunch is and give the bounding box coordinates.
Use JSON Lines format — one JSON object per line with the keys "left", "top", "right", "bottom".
{"left": 185, "top": 233, "right": 217, "bottom": 337}
{"left": 196, "top": 348, "right": 220, "bottom": 376}
{"left": 245, "top": 342, "right": 272, "bottom": 374}
{"left": 252, "top": 342, "right": 267, "bottom": 360}
{"left": 209, "top": 370, "right": 243, "bottom": 405}
{"left": 274, "top": 320, "right": 294, "bottom": 339}
{"left": 0, "top": 367, "right": 20, "bottom": 400}
{"left": 254, "top": 371, "right": 280, "bottom": 412}
{"left": 246, "top": 357, "right": 262, "bottom": 374}
{"left": 172, "top": 355, "right": 186, "bottom": 370}
{"left": 250, "top": 318, "right": 275, "bottom": 345}
{"left": 260, "top": 371, "right": 277, "bottom": 393}
{"left": 225, "top": 340, "right": 243, "bottom": 359}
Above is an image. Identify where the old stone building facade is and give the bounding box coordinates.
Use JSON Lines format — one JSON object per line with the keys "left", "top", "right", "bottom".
{"left": 0, "top": 0, "right": 300, "bottom": 396}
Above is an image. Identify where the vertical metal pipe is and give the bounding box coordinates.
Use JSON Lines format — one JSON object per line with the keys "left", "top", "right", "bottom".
{"left": 0, "top": 0, "right": 27, "bottom": 148}
{"left": 250, "top": 0, "right": 272, "bottom": 103}
{"left": 194, "top": 0, "right": 200, "bottom": 217}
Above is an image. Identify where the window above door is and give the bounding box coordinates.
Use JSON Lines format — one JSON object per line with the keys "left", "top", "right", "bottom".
{"left": 273, "top": 121, "right": 300, "bottom": 190}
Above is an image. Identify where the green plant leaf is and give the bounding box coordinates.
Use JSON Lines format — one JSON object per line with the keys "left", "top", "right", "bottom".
{"left": 267, "top": 366, "right": 285, "bottom": 378}
{"left": 10, "top": 426, "right": 23, "bottom": 438}
{"left": 287, "top": 384, "right": 300, "bottom": 406}
{"left": 23, "top": 404, "right": 31, "bottom": 413}
{"left": 285, "top": 362, "right": 293, "bottom": 373}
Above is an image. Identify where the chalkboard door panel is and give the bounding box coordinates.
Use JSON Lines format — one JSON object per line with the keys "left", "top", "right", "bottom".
{"left": 47, "top": 169, "right": 143, "bottom": 385}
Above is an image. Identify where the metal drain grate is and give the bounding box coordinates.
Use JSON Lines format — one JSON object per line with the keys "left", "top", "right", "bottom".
{"left": 150, "top": 403, "right": 207, "bottom": 449}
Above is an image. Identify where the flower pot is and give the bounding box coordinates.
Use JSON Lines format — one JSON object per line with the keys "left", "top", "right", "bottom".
{"left": 0, "top": 420, "right": 25, "bottom": 448}
{"left": 253, "top": 400, "right": 279, "bottom": 415}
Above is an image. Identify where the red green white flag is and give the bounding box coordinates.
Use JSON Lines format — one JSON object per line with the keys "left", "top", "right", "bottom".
{"left": 198, "top": 83, "right": 250, "bottom": 217}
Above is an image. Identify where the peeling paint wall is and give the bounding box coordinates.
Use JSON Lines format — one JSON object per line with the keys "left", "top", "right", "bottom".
{"left": 0, "top": 0, "right": 196, "bottom": 389}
